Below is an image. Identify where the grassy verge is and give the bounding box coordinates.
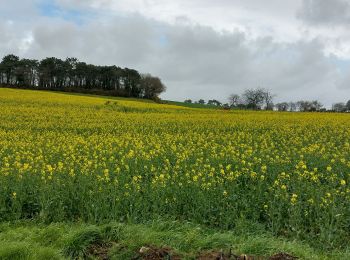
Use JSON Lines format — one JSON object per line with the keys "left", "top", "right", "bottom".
{"left": 0, "top": 220, "right": 349, "bottom": 260}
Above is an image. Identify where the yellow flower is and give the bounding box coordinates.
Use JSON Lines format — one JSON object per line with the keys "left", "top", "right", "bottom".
{"left": 307, "top": 198, "right": 314, "bottom": 204}
{"left": 291, "top": 194, "right": 298, "bottom": 205}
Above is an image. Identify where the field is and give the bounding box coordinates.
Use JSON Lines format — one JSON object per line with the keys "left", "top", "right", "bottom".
{"left": 1, "top": 88, "right": 350, "bottom": 259}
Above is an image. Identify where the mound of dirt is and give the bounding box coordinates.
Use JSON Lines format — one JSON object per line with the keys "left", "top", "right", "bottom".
{"left": 138, "top": 245, "right": 181, "bottom": 260}
{"left": 86, "top": 242, "right": 116, "bottom": 260}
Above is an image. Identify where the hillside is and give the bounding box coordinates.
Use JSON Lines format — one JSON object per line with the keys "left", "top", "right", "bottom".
{"left": 1, "top": 88, "right": 350, "bottom": 259}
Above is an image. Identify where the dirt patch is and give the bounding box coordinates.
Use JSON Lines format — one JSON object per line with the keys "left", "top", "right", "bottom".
{"left": 86, "top": 242, "right": 116, "bottom": 260}
{"left": 137, "top": 245, "right": 181, "bottom": 260}
{"left": 87, "top": 243, "right": 297, "bottom": 260}
{"left": 197, "top": 250, "right": 297, "bottom": 260}
{"left": 269, "top": 252, "right": 298, "bottom": 260}
{"left": 197, "top": 250, "right": 263, "bottom": 260}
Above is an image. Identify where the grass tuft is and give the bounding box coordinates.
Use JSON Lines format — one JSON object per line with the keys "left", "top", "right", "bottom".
{"left": 63, "top": 227, "right": 103, "bottom": 258}
{"left": 0, "top": 242, "right": 31, "bottom": 260}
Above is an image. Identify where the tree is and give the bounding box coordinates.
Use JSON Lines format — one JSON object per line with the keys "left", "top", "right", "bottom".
{"left": 0, "top": 53, "right": 166, "bottom": 100}
{"left": 207, "top": 99, "right": 222, "bottom": 106}
{"left": 242, "top": 88, "right": 265, "bottom": 110}
{"left": 140, "top": 74, "right": 166, "bottom": 100}
{"left": 276, "top": 102, "right": 289, "bottom": 112}
{"left": 198, "top": 99, "right": 205, "bottom": 104}
{"left": 332, "top": 103, "right": 347, "bottom": 112}
{"left": 184, "top": 99, "right": 192, "bottom": 103}
{"left": 312, "top": 100, "right": 323, "bottom": 111}
{"left": 0, "top": 54, "right": 20, "bottom": 85}
{"left": 262, "top": 90, "right": 275, "bottom": 110}
{"left": 346, "top": 100, "right": 350, "bottom": 111}
{"left": 289, "top": 102, "right": 297, "bottom": 112}
{"left": 228, "top": 94, "right": 240, "bottom": 107}
{"left": 297, "top": 100, "right": 323, "bottom": 112}
{"left": 222, "top": 103, "right": 230, "bottom": 109}
{"left": 297, "top": 101, "right": 311, "bottom": 112}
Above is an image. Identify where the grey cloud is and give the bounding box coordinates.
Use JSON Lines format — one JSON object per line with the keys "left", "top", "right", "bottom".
{"left": 298, "top": 0, "right": 350, "bottom": 26}
{"left": 1, "top": 0, "right": 349, "bottom": 107}
{"left": 26, "top": 15, "right": 157, "bottom": 67}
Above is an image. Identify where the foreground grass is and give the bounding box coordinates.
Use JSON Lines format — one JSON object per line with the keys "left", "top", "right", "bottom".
{"left": 0, "top": 220, "right": 349, "bottom": 260}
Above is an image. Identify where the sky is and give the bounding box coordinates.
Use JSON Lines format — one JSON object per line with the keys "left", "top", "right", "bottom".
{"left": 1, "top": 0, "right": 350, "bottom": 106}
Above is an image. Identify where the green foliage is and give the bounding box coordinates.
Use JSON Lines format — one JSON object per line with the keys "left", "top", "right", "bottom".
{"left": 0, "top": 54, "right": 166, "bottom": 100}
{"left": 63, "top": 227, "right": 103, "bottom": 258}
{"left": 0, "top": 221, "right": 349, "bottom": 259}
{"left": 0, "top": 242, "right": 31, "bottom": 260}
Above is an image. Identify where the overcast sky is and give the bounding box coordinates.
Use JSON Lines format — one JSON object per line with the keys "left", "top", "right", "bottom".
{"left": 1, "top": 0, "right": 350, "bottom": 106}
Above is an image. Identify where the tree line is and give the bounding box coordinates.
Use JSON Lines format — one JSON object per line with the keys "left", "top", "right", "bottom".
{"left": 0, "top": 54, "right": 166, "bottom": 100}
{"left": 185, "top": 88, "right": 350, "bottom": 112}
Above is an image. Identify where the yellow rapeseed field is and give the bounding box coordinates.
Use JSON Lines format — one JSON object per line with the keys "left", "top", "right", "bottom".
{"left": 1, "top": 88, "right": 349, "bottom": 247}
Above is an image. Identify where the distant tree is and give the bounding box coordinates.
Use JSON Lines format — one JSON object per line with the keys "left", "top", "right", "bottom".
{"left": 0, "top": 54, "right": 20, "bottom": 85}
{"left": 242, "top": 88, "right": 265, "bottom": 110}
{"left": 289, "top": 102, "right": 297, "bottom": 112}
{"left": 332, "top": 102, "right": 347, "bottom": 112}
{"left": 222, "top": 103, "right": 230, "bottom": 109}
{"left": 228, "top": 94, "right": 240, "bottom": 107}
{"left": 184, "top": 99, "right": 192, "bottom": 103}
{"left": 140, "top": 74, "right": 166, "bottom": 100}
{"left": 198, "top": 99, "right": 205, "bottom": 104}
{"left": 207, "top": 99, "right": 222, "bottom": 106}
{"left": 266, "top": 102, "right": 274, "bottom": 111}
{"left": 297, "top": 100, "right": 323, "bottom": 112}
{"left": 262, "top": 90, "right": 275, "bottom": 110}
{"left": 65, "top": 57, "right": 78, "bottom": 87}
{"left": 0, "top": 53, "right": 167, "bottom": 100}
{"left": 312, "top": 100, "right": 323, "bottom": 111}
{"left": 297, "top": 101, "right": 310, "bottom": 112}
{"left": 276, "top": 102, "right": 289, "bottom": 112}
{"left": 346, "top": 100, "right": 350, "bottom": 111}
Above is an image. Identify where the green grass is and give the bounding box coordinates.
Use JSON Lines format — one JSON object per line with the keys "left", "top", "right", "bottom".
{"left": 162, "top": 100, "right": 221, "bottom": 109}
{"left": 0, "top": 220, "right": 349, "bottom": 259}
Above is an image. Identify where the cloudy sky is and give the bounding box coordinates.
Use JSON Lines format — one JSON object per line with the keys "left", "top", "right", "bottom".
{"left": 1, "top": 0, "right": 350, "bottom": 106}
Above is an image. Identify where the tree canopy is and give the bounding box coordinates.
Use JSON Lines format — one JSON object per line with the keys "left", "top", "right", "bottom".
{"left": 0, "top": 54, "right": 166, "bottom": 100}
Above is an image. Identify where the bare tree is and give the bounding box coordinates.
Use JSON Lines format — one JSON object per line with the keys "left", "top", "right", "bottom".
{"left": 262, "top": 90, "right": 275, "bottom": 110}
{"left": 228, "top": 94, "right": 240, "bottom": 107}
